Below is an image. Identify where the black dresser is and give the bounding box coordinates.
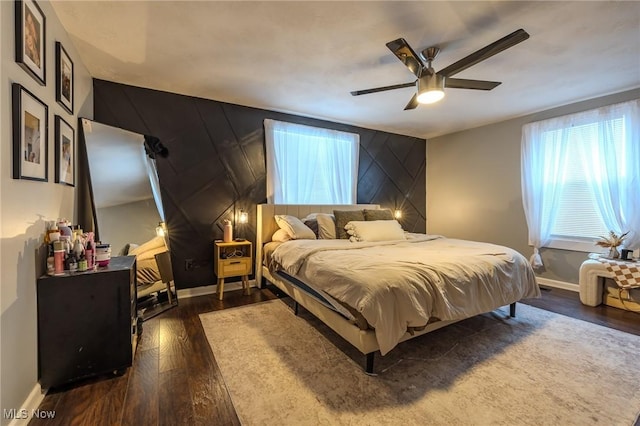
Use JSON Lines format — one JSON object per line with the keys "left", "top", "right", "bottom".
{"left": 36, "top": 256, "right": 138, "bottom": 389}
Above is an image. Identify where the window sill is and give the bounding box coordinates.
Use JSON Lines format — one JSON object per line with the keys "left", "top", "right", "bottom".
{"left": 543, "top": 237, "right": 604, "bottom": 253}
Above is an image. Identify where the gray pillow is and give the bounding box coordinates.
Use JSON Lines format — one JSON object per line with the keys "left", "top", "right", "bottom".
{"left": 363, "top": 208, "right": 394, "bottom": 221}
{"left": 118, "top": 243, "right": 132, "bottom": 257}
{"left": 303, "top": 219, "right": 319, "bottom": 238}
{"left": 333, "top": 210, "right": 365, "bottom": 239}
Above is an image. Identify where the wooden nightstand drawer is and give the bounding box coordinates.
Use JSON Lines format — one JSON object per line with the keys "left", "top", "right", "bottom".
{"left": 219, "top": 257, "right": 251, "bottom": 277}
{"left": 214, "top": 240, "right": 253, "bottom": 300}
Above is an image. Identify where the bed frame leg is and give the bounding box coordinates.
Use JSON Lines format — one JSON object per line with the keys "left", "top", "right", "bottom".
{"left": 510, "top": 302, "right": 516, "bottom": 318}
{"left": 293, "top": 301, "right": 299, "bottom": 316}
{"left": 365, "top": 352, "right": 375, "bottom": 374}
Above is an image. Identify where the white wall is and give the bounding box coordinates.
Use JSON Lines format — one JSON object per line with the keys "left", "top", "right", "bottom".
{"left": 0, "top": 1, "right": 92, "bottom": 422}
{"left": 427, "top": 88, "right": 640, "bottom": 285}
{"left": 98, "top": 198, "right": 161, "bottom": 254}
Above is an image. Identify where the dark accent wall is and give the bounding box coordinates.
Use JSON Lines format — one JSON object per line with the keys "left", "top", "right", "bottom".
{"left": 92, "top": 79, "right": 426, "bottom": 289}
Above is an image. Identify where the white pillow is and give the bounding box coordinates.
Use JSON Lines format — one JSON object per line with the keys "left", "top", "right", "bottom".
{"left": 274, "top": 215, "right": 316, "bottom": 240}
{"left": 301, "top": 213, "right": 336, "bottom": 239}
{"left": 128, "top": 236, "right": 165, "bottom": 255}
{"left": 316, "top": 213, "right": 336, "bottom": 239}
{"left": 345, "top": 220, "right": 405, "bottom": 242}
{"left": 271, "top": 229, "right": 292, "bottom": 242}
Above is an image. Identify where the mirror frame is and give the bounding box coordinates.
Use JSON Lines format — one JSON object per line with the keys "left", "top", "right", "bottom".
{"left": 79, "top": 118, "right": 177, "bottom": 321}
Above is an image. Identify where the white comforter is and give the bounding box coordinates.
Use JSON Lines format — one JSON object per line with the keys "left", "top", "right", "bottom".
{"left": 270, "top": 234, "right": 540, "bottom": 355}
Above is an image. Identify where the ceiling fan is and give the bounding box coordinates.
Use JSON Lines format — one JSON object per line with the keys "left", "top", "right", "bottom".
{"left": 350, "top": 29, "right": 530, "bottom": 110}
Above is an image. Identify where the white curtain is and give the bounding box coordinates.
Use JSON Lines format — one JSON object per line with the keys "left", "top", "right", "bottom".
{"left": 142, "top": 145, "right": 165, "bottom": 221}
{"left": 521, "top": 120, "right": 571, "bottom": 267}
{"left": 581, "top": 100, "right": 640, "bottom": 249}
{"left": 264, "top": 119, "right": 359, "bottom": 204}
{"left": 521, "top": 98, "right": 640, "bottom": 268}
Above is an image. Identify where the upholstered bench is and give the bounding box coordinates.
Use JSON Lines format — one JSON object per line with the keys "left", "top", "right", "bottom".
{"left": 578, "top": 259, "right": 614, "bottom": 306}
{"left": 579, "top": 257, "right": 640, "bottom": 311}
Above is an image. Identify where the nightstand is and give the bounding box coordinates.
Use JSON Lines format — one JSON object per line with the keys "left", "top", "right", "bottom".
{"left": 214, "top": 240, "right": 253, "bottom": 300}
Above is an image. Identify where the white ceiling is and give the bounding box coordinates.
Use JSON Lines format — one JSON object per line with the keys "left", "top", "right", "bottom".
{"left": 52, "top": 1, "right": 640, "bottom": 139}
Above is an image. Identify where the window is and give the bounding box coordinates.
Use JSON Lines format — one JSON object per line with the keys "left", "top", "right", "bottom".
{"left": 264, "top": 119, "right": 359, "bottom": 204}
{"left": 545, "top": 119, "right": 626, "bottom": 241}
{"left": 521, "top": 99, "right": 639, "bottom": 266}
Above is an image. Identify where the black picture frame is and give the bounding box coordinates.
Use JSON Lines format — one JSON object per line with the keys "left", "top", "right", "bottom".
{"left": 15, "top": 0, "right": 46, "bottom": 85}
{"left": 55, "top": 115, "right": 75, "bottom": 186}
{"left": 55, "top": 42, "right": 74, "bottom": 114}
{"left": 12, "top": 83, "right": 48, "bottom": 182}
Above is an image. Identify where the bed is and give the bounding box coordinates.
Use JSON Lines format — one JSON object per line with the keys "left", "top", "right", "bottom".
{"left": 124, "top": 235, "right": 169, "bottom": 298}
{"left": 256, "top": 204, "right": 540, "bottom": 373}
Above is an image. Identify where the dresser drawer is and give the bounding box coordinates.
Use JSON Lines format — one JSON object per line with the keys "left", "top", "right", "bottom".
{"left": 218, "top": 257, "right": 251, "bottom": 277}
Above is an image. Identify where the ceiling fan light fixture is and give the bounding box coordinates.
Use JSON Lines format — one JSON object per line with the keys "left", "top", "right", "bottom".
{"left": 417, "top": 89, "right": 445, "bottom": 104}
{"left": 417, "top": 74, "right": 445, "bottom": 104}
{"left": 353, "top": 29, "right": 529, "bottom": 110}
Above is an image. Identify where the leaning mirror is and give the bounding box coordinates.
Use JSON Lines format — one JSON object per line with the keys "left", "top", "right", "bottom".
{"left": 81, "top": 118, "right": 177, "bottom": 321}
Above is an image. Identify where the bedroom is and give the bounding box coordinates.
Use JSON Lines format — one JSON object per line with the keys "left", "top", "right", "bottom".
{"left": 1, "top": 1, "right": 639, "bottom": 425}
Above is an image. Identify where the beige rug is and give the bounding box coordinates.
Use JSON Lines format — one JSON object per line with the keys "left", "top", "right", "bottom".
{"left": 200, "top": 299, "right": 640, "bottom": 425}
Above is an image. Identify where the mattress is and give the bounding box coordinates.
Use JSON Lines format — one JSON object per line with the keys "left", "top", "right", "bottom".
{"left": 268, "top": 234, "right": 540, "bottom": 354}
{"left": 265, "top": 242, "right": 369, "bottom": 328}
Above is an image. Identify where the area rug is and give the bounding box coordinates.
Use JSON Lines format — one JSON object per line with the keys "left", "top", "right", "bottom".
{"left": 199, "top": 300, "right": 640, "bottom": 425}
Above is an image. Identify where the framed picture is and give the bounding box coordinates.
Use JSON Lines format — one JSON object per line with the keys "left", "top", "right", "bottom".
{"left": 55, "top": 115, "right": 75, "bottom": 186}
{"left": 15, "top": 0, "right": 46, "bottom": 85}
{"left": 12, "top": 83, "right": 48, "bottom": 181}
{"left": 55, "top": 42, "right": 74, "bottom": 114}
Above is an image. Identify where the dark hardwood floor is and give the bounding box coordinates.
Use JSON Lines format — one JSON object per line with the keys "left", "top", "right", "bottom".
{"left": 29, "top": 285, "right": 639, "bottom": 425}
{"left": 522, "top": 286, "right": 640, "bottom": 336}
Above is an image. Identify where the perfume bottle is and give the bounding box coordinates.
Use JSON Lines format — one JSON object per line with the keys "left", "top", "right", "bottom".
{"left": 85, "top": 240, "right": 94, "bottom": 269}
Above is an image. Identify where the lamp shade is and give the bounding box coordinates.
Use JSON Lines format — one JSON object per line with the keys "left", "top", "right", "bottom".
{"left": 417, "top": 74, "right": 445, "bottom": 104}
{"left": 238, "top": 210, "right": 248, "bottom": 224}
{"left": 155, "top": 221, "right": 167, "bottom": 237}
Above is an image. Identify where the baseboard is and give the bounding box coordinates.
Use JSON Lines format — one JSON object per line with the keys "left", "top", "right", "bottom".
{"left": 177, "top": 279, "right": 256, "bottom": 299}
{"left": 180, "top": 277, "right": 578, "bottom": 298}
{"left": 7, "top": 384, "right": 46, "bottom": 426}
{"left": 536, "top": 277, "right": 579, "bottom": 292}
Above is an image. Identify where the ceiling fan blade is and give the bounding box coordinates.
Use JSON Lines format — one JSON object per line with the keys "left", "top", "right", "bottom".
{"left": 404, "top": 93, "right": 419, "bottom": 110}
{"left": 386, "top": 38, "right": 424, "bottom": 78}
{"left": 350, "top": 81, "right": 416, "bottom": 96}
{"left": 437, "top": 29, "right": 529, "bottom": 78}
{"left": 445, "top": 78, "right": 501, "bottom": 90}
